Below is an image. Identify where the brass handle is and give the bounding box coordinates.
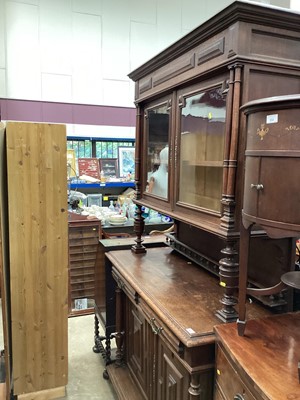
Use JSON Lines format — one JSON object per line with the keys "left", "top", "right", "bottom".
{"left": 149, "top": 318, "right": 163, "bottom": 335}
{"left": 234, "top": 394, "right": 245, "bottom": 400}
{"left": 250, "top": 183, "right": 264, "bottom": 190}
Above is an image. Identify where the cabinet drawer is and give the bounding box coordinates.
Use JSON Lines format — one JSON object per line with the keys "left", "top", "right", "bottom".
{"left": 69, "top": 238, "right": 99, "bottom": 247}
{"left": 69, "top": 246, "right": 98, "bottom": 256}
{"left": 214, "top": 386, "right": 225, "bottom": 400}
{"left": 215, "top": 345, "right": 256, "bottom": 400}
{"left": 70, "top": 266, "right": 95, "bottom": 278}
{"left": 71, "top": 287, "right": 94, "bottom": 299}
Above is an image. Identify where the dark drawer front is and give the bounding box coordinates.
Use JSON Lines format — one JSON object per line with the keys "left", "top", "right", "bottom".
{"left": 215, "top": 345, "right": 256, "bottom": 400}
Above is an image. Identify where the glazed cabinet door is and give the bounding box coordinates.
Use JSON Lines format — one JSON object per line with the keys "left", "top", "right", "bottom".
{"left": 174, "top": 76, "right": 229, "bottom": 228}
{"left": 141, "top": 95, "right": 172, "bottom": 213}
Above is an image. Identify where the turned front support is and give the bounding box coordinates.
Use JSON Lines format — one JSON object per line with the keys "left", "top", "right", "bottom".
{"left": 188, "top": 373, "right": 202, "bottom": 400}
{"left": 216, "top": 240, "right": 239, "bottom": 322}
{"left": 131, "top": 105, "right": 146, "bottom": 254}
{"left": 115, "top": 284, "right": 125, "bottom": 366}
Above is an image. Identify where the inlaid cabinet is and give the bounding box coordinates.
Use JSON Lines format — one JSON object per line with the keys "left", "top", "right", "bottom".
{"left": 128, "top": 0, "right": 300, "bottom": 320}
{"left": 241, "top": 95, "right": 300, "bottom": 238}
{"left": 237, "top": 95, "right": 300, "bottom": 335}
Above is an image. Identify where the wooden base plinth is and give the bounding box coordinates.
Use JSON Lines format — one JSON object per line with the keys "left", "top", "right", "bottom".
{"left": 0, "top": 383, "right": 5, "bottom": 400}
{"left": 17, "top": 386, "right": 66, "bottom": 400}
{"left": 106, "top": 364, "right": 141, "bottom": 400}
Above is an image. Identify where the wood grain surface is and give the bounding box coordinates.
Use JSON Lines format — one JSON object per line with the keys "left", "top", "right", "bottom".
{"left": 6, "top": 122, "right": 68, "bottom": 395}
{"left": 0, "top": 124, "right": 11, "bottom": 399}
{"left": 106, "top": 247, "right": 271, "bottom": 347}
{"left": 215, "top": 312, "right": 300, "bottom": 400}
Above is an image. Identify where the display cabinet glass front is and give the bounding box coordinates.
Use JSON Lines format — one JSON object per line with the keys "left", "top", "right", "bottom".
{"left": 178, "top": 86, "right": 226, "bottom": 213}
{"left": 145, "top": 102, "right": 170, "bottom": 200}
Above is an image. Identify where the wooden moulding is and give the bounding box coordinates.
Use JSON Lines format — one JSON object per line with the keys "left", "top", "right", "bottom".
{"left": 17, "top": 386, "right": 66, "bottom": 400}
{"left": 106, "top": 364, "right": 141, "bottom": 400}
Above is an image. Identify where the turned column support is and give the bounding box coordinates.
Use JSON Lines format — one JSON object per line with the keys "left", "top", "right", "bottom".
{"left": 217, "top": 63, "right": 243, "bottom": 321}
{"left": 221, "top": 63, "right": 243, "bottom": 230}
{"left": 131, "top": 104, "right": 146, "bottom": 253}
{"left": 216, "top": 239, "right": 239, "bottom": 322}
{"left": 115, "top": 284, "right": 125, "bottom": 367}
{"left": 132, "top": 203, "right": 146, "bottom": 253}
{"left": 188, "top": 373, "right": 202, "bottom": 399}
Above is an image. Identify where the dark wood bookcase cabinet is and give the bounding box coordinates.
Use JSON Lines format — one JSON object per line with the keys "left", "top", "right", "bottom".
{"left": 102, "top": 2, "right": 300, "bottom": 399}
{"left": 128, "top": 0, "right": 300, "bottom": 321}
{"left": 68, "top": 212, "right": 102, "bottom": 316}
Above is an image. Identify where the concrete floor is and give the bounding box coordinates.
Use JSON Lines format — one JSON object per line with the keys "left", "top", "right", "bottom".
{"left": 0, "top": 306, "right": 114, "bottom": 399}
{"left": 64, "top": 314, "right": 117, "bottom": 400}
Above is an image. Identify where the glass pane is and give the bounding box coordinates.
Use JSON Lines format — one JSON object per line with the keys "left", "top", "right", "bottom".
{"left": 84, "top": 140, "right": 92, "bottom": 157}
{"left": 146, "top": 104, "right": 170, "bottom": 199}
{"left": 107, "top": 142, "right": 113, "bottom": 158}
{"left": 95, "top": 142, "right": 102, "bottom": 158}
{"left": 112, "top": 142, "right": 118, "bottom": 158}
{"left": 179, "top": 87, "right": 226, "bottom": 212}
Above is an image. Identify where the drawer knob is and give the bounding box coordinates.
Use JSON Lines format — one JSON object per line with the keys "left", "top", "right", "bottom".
{"left": 150, "top": 318, "right": 163, "bottom": 335}
{"left": 234, "top": 394, "right": 245, "bottom": 400}
{"left": 250, "top": 183, "right": 264, "bottom": 191}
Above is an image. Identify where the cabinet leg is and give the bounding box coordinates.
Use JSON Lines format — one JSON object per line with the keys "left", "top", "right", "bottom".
{"left": 105, "top": 337, "right": 112, "bottom": 365}
{"left": 115, "top": 330, "right": 124, "bottom": 367}
{"left": 93, "top": 314, "right": 100, "bottom": 353}
{"left": 188, "top": 374, "right": 201, "bottom": 400}
{"left": 93, "top": 314, "right": 105, "bottom": 353}
{"left": 115, "top": 286, "right": 125, "bottom": 367}
{"left": 237, "top": 223, "right": 251, "bottom": 336}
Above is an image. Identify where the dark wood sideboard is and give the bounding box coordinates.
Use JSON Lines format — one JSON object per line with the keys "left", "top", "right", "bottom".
{"left": 105, "top": 247, "right": 271, "bottom": 400}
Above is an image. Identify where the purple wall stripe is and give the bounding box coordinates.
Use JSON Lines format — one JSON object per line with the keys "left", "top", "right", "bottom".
{"left": 0, "top": 98, "right": 136, "bottom": 127}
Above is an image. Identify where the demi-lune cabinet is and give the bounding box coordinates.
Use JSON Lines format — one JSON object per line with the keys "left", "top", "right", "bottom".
{"left": 128, "top": 0, "right": 300, "bottom": 320}
{"left": 237, "top": 95, "right": 300, "bottom": 336}
{"left": 242, "top": 94, "right": 300, "bottom": 238}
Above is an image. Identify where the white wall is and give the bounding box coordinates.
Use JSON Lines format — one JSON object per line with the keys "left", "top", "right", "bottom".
{"left": 0, "top": 0, "right": 293, "bottom": 109}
